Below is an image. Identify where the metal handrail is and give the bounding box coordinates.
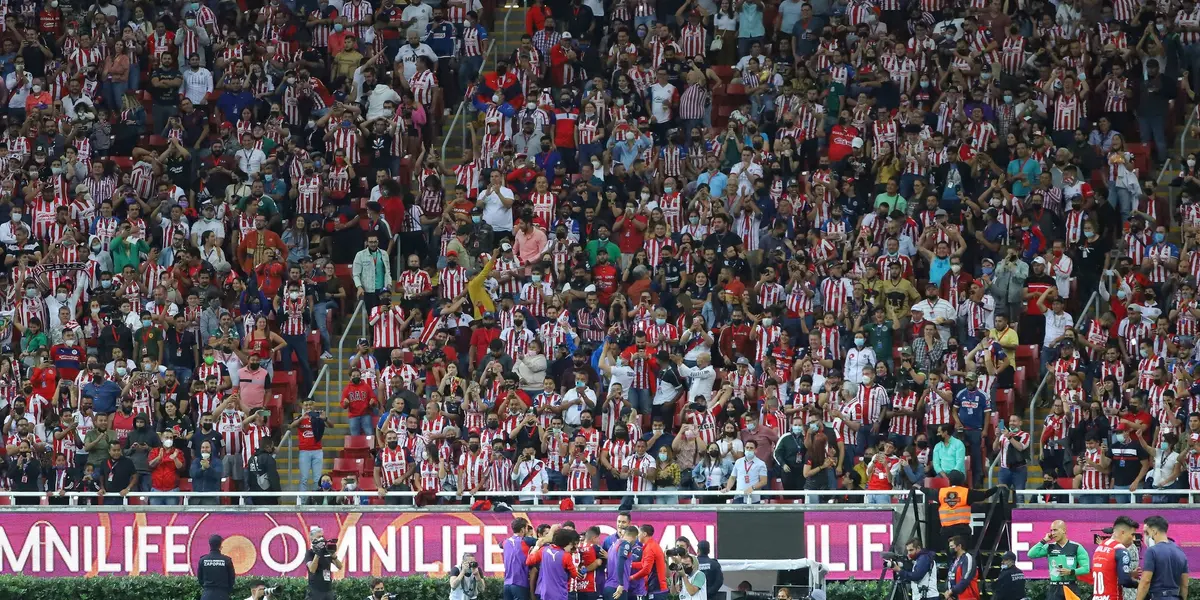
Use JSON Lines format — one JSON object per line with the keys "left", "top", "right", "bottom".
{"left": 438, "top": 3, "right": 512, "bottom": 182}
{"left": 277, "top": 429, "right": 293, "bottom": 491}
{"left": 986, "top": 289, "right": 1101, "bottom": 488}
{"left": 4, "top": 488, "right": 927, "bottom": 505}
{"left": 311, "top": 363, "right": 331, "bottom": 413}
{"left": 337, "top": 300, "right": 366, "bottom": 394}
{"left": 12, "top": 486, "right": 1199, "bottom": 505}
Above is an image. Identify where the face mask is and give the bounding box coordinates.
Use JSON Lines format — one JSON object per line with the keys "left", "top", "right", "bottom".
{"left": 854, "top": 338, "right": 865, "bottom": 347}
{"left": 163, "top": 438, "right": 174, "bottom": 448}
{"left": 1003, "top": 95, "right": 1013, "bottom": 103}
{"left": 25, "top": 288, "right": 37, "bottom": 298}
{"left": 1084, "top": 231, "right": 1096, "bottom": 239}
{"left": 375, "top": 592, "right": 386, "bottom": 600}
{"left": 1160, "top": 441, "right": 1170, "bottom": 452}
{"left": 1115, "top": 433, "right": 1127, "bottom": 444}
{"left": 663, "top": 186, "right": 673, "bottom": 194}
{"left": 387, "top": 440, "right": 399, "bottom": 449}
{"left": 657, "top": 452, "right": 668, "bottom": 462}
{"left": 289, "top": 291, "right": 301, "bottom": 300}
{"left": 469, "top": 443, "right": 481, "bottom": 452}
{"left": 204, "top": 355, "right": 215, "bottom": 365}
{"left": 352, "top": 376, "right": 362, "bottom": 384}
{"left": 791, "top": 425, "right": 803, "bottom": 435}
{"left": 249, "top": 363, "right": 261, "bottom": 371}
{"left": 982, "top": 266, "right": 994, "bottom": 276}
{"left": 762, "top": 318, "right": 773, "bottom": 327}
{"left": 747, "top": 422, "right": 757, "bottom": 431}
{"left": 690, "top": 216, "right": 700, "bottom": 224}
{"left": 919, "top": 80, "right": 929, "bottom": 89}
{"left": 9, "top": 213, "right": 20, "bottom": 222}
{"left": 141, "top": 319, "right": 152, "bottom": 328}
{"left": 56, "top": 292, "right": 67, "bottom": 302}
{"left": 1141, "top": 348, "right": 1150, "bottom": 358}
{"left": 1155, "top": 233, "right": 1166, "bottom": 243}
{"left": 201, "top": 451, "right": 211, "bottom": 459}
{"left": 626, "top": 132, "right": 636, "bottom": 142}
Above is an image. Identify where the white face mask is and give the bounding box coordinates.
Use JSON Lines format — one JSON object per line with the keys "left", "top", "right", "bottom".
{"left": 289, "top": 291, "right": 300, "bottom": 300}
{"left": 162, "top": 438, "right": 174, "bottom": 448}
{"left": 950, "top": 264, "right": 961, "bottom": 273}
{"left": 56, "top": 292, "right": 67, "bottom": 302}
{"left": 201, "top": 452, "right": 211, "bottom": 460}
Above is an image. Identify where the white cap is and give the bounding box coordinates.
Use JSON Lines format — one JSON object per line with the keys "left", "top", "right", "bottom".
{"left": 851, "top": 138, "right": 864, "bottom": 149}
{"left": 1032, "top": 256, "right": 1047, "bottom": 265}
{"left": 584, "top": 284, "right": 597, "bottom": 293}
{"left": 561, "top": 31, "right": 572, "bottom": 39}
{"left": 500, "top": 242, "right": 513, "bottom": 252}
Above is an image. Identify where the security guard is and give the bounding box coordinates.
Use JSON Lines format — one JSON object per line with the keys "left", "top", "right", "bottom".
{"left": 992, "top": 552, "right": 1029, "bottom": 600}
{"left": 197, "top": 534, "right": 236, "bottom": 600}
{"left": 1136, "top": 516, "right": 1189, "bottom": 600}
{"left": 937, "top": 470, "right": 1003, "bottom": 548}
{"left": 1028, "top": 520, "right": 1089, "bottom": 600}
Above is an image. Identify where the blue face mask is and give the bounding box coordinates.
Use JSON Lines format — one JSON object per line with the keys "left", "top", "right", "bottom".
{"left": 655, "top": 318, "right": 666, "bottom": 326}
{"left": 141, "top": 319, "right": 152, "bottom": 328}
{"left": 982, "top": 266, "right": 994, "bottom": 275}
{"left": 471, "top": 216, "right": 481, "bottom": 224}
{"left": 1154, "top": 232, "right": 1166, "bottom": 243}
{"left": 101, "top": 280, "right": 113, "bottom": 289}
{"left": 1084, "top": 231, "right": 1096, "bottom": 239}
{"left": 264, "top": 174, "right": 273, "bottom": 182}
{"left": 321, "top": 480, "right": 332, "bottom": 490}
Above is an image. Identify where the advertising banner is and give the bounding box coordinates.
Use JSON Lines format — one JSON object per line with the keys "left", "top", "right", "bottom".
{"left": 0, "top": 511, "right": 716, "bottom": 578}
{"left": 1011, "top": 508, "right": 1200, "bottom": 578}
{"left": 802, "top": 510, "right": 895, "bottom": 580}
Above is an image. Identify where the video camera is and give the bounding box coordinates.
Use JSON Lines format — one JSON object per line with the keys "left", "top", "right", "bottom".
{"left": 312, "top": 537, "right": 339, "bottom": 557}
{"left": 1093, "top": 529, "right": 1143, "bottom": 549}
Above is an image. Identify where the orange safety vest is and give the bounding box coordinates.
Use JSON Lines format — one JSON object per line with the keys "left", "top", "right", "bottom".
{"left": 939, "top": 485, "right": 972, "bottom": 526}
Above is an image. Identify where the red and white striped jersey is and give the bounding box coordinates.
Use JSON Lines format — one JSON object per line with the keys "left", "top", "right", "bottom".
{"left": 217, "top": 410, "right": 245, "bottom": 455}
{"left": 500, "top": 326, "right": 535, "bottom": 358}
{"left": 1051, "top": 92, "right": 1084, "bottom": 131}
{"left": 757, "top": 282, "right": 785, "bottom": 308}
{"left": 378, "top": 446, "right": 412, "bottom": 488}
{"left": 458, "top": 450, "right": 490, "bottom": 491}
{"left": 294, "top": 175, "right": 323, "bottom": 215}
{"left": 529, "top": 191, "right": 556, "bottom": 226}
{"left": 753, "top": 324, "right": 781, "bottom": 364}
{"left": 533, "top": 392, "right": 562, "bottom": 431}
{"left": 69, "top": 47, "right": 102, "bottom": 72}
{"left": 370, "top": 305, "right": 407, "bottom": 348}
{"left": 1080, "top": 447, "right": 1112, "bottom": 489}
{"left": 1179, "top": 8, "right": 1200, "bottom": 46}
{"left": 622, "top": 453, "right": 656, "bottom": 492}
{"left": 890, "top": 391, "right": 920, "bottom": 437}
{"left": 967, "top": 120, "right": 997, "bottom": 150}
{"left": 1188, "top": 451, "right": 1200, "bottom": 490}
{"left": 1137, "top": 355, "right": 1165, "bottom": 390}
{"left": 241, "top": 423, "right": 270, "bottom": 467}
{"left": 397, "top": 269, "right": 432, "bottom": 299}
{"left": 278, "top": 296, "right": 306, "bottom": 335}
{"left": 409, "top": 69, "right": 437, "bottom": 106}
{"left": 726, "top": 369, "right": 757, "bottom": 399}
{"left": 818, "top": 325, "right": 843, "bottom": 361}
{"left": 439, "top": 266, "right": 467, "bottom": 300}
{"left": 544, "top": 430, "right": 570, "bottom": 472}
{"left": 924, "top": 383, "right": 953, "bottom": 425}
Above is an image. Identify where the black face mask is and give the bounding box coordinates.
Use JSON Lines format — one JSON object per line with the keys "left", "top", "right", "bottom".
{"left": 487, "top": 421, "right": 499, "bottom": 430}
{"left": 407, "top": 426, "right": 419, "bottom": 434}
{"left": 202, "top": 423, "right": 213, "bottom": 430}
{"left": 580, "top": 419, "right": 593, "bottom": 427}
{"left": 469, "top": 443, "right": 481, "bottom": 452}
{"left": 352, "top": 376, "right": 362, "bottom": 384}
{"left": 392, "top": 359, "right": 403, "bottom": 367}
{"left": 387, "top": 441, "right": 398, "bottom": 449}
{"left": 614, "top": 431, "right": 628, "bottom": 440}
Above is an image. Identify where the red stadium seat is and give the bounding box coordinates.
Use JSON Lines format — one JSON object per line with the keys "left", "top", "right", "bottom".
{"left": 272, "top": 371, "right": 297, "bottom": 407}
{"left": 343, "top": 435, "right": 374, "bottom": 460}
{"left": 332, "top": 458, "right": 365, "bottom": 476}
{"left": 178, "top": 479, "right": 193, "bottom": 492}
{"left": 995, "top": 389, "right": 1014, "bottom": 421}
{"left": 109, "top": 155, "right": 133, "bottom": 172}
{"left": 1015, "top": 345, "right": 1039, "bottom": 377}
{"left": 1014, "top": 365, "right": 1027, "bottom": 399}
{"left": 148, "top": 135, "right": 169, "bottom": 149}
{"left": 264, "top": 394, "right": 284, "bottom": 429}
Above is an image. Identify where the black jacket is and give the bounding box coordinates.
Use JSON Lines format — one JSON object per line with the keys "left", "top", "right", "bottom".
{"left": 773, "top": 432, "right": 804, "bottom": 469}
{"left": 196, "top": 551, "right": 235, "bottom": 598}
{"left": 246, "top": 449, "right": 280, "bottom": 493}
{"left": 698, "top": 555, "right": 724, "bottom": 597}
{"left": 991, "top": 566, "right": 1028, "bottom": 600}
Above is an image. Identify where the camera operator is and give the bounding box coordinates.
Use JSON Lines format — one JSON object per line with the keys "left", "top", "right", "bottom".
{"left": 366, "top": 578, "right": 394, "bottom": 600}
{"left": 305, "top": 526, "right": 343, "bottom": 600}
{"left": 450, "top": 552, "right": 484, "bottom": 600}
{"left": 892, "top": 538, "right": 939, "bottom": 600}
{"left": 197, "top": 535, "right": 236, "bottom": 600}
{"left": 243, "top": 580, "right": 270, "bottom": 600}
{"left": 669, "top": 551, "right": 707, "bottom": 600}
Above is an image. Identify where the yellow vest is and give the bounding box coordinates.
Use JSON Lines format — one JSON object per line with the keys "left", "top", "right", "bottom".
{"left": 939, "top": 486, "right": 972, "bottom": 526}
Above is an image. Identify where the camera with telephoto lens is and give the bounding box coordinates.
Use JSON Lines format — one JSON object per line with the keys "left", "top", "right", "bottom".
{"left": 665, "top": 547, "right": 688, "bottom": 570}
{"left": 881, "top": 551, "right": 905, "bottom": 568}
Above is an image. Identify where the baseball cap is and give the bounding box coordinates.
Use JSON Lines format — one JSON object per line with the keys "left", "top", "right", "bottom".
{"left": 561, "top": 31, "right": 572, "bottom": 39}
{"left": 851, "top": 138, "right": 864, "bottom": 149}
{"left": 500, "top": 242, "right": 513, "bottom": 252}
{"left": 1032, "top": 256, "right": 1047, "bottom": 265}
{"left": 737, "top": 357, "right": 751, "bottom": 366}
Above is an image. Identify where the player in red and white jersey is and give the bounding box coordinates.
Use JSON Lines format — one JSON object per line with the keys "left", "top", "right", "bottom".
{"left": 1090, "top": 517, "right": 1139, "bottom": 600}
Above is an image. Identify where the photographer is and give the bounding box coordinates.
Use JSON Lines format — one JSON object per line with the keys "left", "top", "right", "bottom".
{"left": 891, "top": 538, "right": 938, "bottom": 600}
{"left": 244, "top": 580, "right": 271, "bottom": 600}
{"left": 669, "top": 552, "right": 707, "bottom": 600}
{"left": 366, "top": 578, "right": 394, "bottom": 600}
{"left": 305, "top": 526, "right": 343, "bottom": 600}
{"left": 450, "top": 552, "right": 483, "bottom": 600}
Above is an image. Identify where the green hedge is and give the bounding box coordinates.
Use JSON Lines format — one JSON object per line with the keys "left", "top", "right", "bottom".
{"left": 0, "top": 575, "right": 1195, "bottom": 600}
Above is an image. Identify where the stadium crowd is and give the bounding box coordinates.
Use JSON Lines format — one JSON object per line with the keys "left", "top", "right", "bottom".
{"left": 0, "top": 0, "right": 1197, "bottom": 506}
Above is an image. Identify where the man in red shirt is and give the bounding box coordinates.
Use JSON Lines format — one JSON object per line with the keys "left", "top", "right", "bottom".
{"left": 469, "top": 313, "right": 501, "bottom": 367}
{"left": 341, "top": 367, "right": 378, "bottom": 437}
{"left": 591, "top": 248, "right": 619, "bottom": 305}
{"left": 147, "top": 429, "right": 185, "bottom": 505}
{"left": 289, "top": 398, "right": 328, "bottom": 500}
{"left": 631, "top": 524, "right": 668, "bottom": 599}
{"left": 614, "top": 204, "right": 648, "bottom": 264}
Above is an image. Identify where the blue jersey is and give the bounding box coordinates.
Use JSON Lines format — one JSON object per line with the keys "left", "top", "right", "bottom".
{"left": 954, "top": 388, "right": 989, "bottom": 430}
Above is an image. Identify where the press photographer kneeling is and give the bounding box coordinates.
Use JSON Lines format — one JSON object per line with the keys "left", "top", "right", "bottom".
{"left": 889, "top": 538, "right": 939, "bottom": 600}
{"left": 306, "top": 527, "right": 343, "bottom": 600}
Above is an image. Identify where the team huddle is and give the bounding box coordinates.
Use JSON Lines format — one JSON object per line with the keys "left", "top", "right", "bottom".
{"left": 499, "top": 514, "right": 709, "bottom": 600}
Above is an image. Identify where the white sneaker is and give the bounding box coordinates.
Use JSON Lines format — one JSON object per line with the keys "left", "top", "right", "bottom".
{"left": 321, "top": 351, "right": 333, "bottom": 360}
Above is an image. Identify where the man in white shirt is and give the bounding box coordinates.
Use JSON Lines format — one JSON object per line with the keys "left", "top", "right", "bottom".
{"left": 729, "top": 148, "right": 763, "bottom": 196}
{"left": 911, "top": 283, "right": 957, "bottom": 342}
{"left": 235, "top": 141, "right": 267, "bottom": 177}
{"left": 648, "top": 69, "right": 677, "bottom": 127}
{"left": 678, "top": 352, "right": 716, "bottom": 403}
{"left": 560, "top": 375, "right": 597, "bottom": 427}
{"left": 721, "top": 439, "right": 768, "bottom": 504}
{"left": 400, "top": 0, "right": 433, "bottom": 36}
{"left": 5, "top": 61, "right": 30, "bottom": 115}
{"left": 1047, "top": 239, "right": 1074, "bottom": 298}
{"left": 1042, "top": 295, "right": 1074, "bottom": 348}
{"left": 394, "top": 31, "right": 437, "bottom": 81}
{"left": 476, "top": 170, "right": 515, "bottom": 234}
{"left": 0, "top": 211, "right": 27, "bottom": 245}
{"left": 181, "top": 54, "right": 214, "bottom": 105}
{"left": 511, "top": 445, "right": 549, "bottom": 502}
{"left": 673, "top": 553, "right": 708, "bottom": 600}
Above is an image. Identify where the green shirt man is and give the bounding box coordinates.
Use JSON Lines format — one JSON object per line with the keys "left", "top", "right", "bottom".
{"left": 1028, "top": 520, "right": 1090, "bottom": 584}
